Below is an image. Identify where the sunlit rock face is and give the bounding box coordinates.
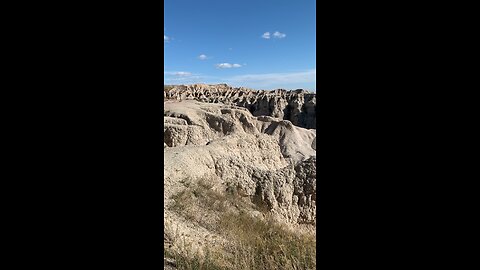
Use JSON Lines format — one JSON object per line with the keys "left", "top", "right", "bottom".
{"left": 164, "top": 84, "right": 316, "bottom": 129}
{"left": 164, "top": 101, "right": 317, "bottom": 226}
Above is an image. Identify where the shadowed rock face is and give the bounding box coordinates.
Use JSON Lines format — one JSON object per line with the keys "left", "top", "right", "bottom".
{"left": 164, "top": 84, "right": 316, "bottom": 129}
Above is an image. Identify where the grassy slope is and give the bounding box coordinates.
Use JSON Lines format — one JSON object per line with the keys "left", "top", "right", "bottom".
{"left": 165, "top": 180, "right": 316, "bottom": 270}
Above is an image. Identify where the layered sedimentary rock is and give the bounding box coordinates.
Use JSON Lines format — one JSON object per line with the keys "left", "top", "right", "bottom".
{"left": 164, "top": 100, "right": 315, "bottom": 165}
{"left": 164, "top": 84, "right": 316, "bottom": 129}
{"left": 163, "top": 100, "right": 317, "bottom": 265}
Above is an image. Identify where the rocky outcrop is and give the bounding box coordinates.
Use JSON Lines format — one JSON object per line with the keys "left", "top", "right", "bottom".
{"left": 164, "top": 84, "right": 316, "bottom": 129}
{"left": 163, "top": 100, "right": 317, "bottom": 260}
{"left": 164, "top": 132, "right": 316, "bottom": 226}
{"left": 250, "top": 156, "right": 316, "bottom": 225}
{"left": 164, "top": 100, "right": 315, "bottom": 165}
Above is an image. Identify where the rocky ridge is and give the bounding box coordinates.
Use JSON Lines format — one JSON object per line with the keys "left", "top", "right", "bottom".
{"left": 164, "top": 100, "right": 315, "bottom": 165}
{"left": 164, "top": 84, "right": 316, "bottom": 129}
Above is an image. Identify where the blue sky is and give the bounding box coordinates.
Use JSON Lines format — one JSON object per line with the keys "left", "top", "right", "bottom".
{"left": 164, "top": 0, "right": 316, "bottom": 91}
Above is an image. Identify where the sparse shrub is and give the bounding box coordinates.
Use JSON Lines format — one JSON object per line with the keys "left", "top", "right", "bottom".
{"left": 166, "top": 178, "right": 316, "bottom": 270}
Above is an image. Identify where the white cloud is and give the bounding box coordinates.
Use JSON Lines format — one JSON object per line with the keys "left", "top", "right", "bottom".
{"left": 164, "top": 35, "right": 170, "bottom": 42}
{"left": 262, "top": 31, "right": 286, "bottom": 40}
{"left": 198, "top": 54, "right": 208, "bottom": 60}
{"left": 216, "top": 63, "right": 243, "bottom": 69}
{"left": 273, "top": 31, "right": 286, "bottom": 39}
{"left": 164, "top": 71, "right": 192, "bottom": 77}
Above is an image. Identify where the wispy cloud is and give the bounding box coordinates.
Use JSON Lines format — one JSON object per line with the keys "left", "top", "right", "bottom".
{"left": 166, "top": 68, "right": 314, "bottom": 81}
{"left": 216, "top": 63, "right": 243, "bottom": 69}
{"left": 164, "top": 71, "right": 212, "bottom": 84}
{"left": 164, "top": 35, "right": 170, "bottom": 42}
{"left": 225, "top": 69, "right": 315, "bottom": 88}
{"left": 198, "top": 54, "right": 208, "bottom": 60}
{"left": 164, "top": 69, "right": 316, "bottom": 91}
{"left": 164, "top": 71, "right": 194, "bottom": 77}
{"left": 261, "top": 32, "right": 271, "bottom": 39}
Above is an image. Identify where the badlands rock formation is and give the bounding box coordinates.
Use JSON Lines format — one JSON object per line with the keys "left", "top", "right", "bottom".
{"left": 164, "top": 84, "right": 316, "bottom": 129}
{"left": 164, "top": 100, "right": 315, "bottom": 164}
{"left": 163, "top": 94, "right": 316, "bottom": 268}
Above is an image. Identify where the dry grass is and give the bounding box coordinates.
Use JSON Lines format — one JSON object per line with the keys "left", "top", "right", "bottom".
{"left": 166, "top": 179, "right": 316, "bottom": 270}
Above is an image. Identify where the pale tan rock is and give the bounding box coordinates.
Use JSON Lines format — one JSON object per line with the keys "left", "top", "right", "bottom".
{"left": 164, "top": 84, "right": 316, "bottom": 129}
{"left": 163, "top": 99, "right": 317, "bottom": 258}
{"left": 164, "top": 100, "right": 315, "bottom": 164}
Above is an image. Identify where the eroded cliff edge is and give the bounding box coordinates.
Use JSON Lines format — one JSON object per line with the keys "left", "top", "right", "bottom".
{"left": 164, "top": 84, "right": 316, "bottom": 129}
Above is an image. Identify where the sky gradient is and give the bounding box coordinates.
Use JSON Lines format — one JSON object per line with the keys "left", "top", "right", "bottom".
{"left": 164, "top": 0, "right": 316, "bottom": 91}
